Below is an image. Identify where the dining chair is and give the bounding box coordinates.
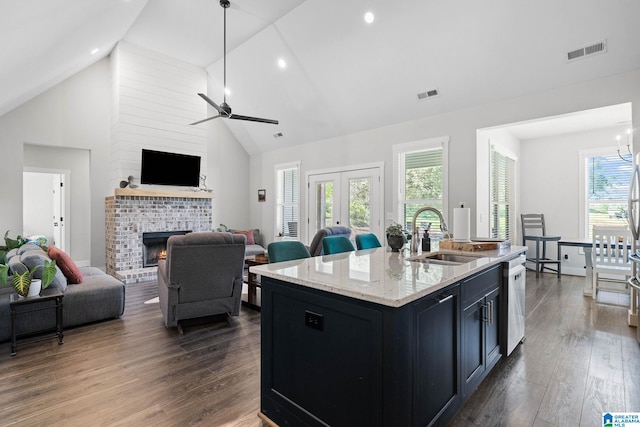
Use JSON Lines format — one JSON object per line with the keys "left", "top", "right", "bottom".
{"left": 322, "top": 236, "right": 355, "bottom": 255}
{"left": 355, "top": 233, "right": 382, "bottom": 250}
{"left": 592, "top": 225, "right": 632, "bottom": 299}
{"left": 521, "top": 213, "right": 561, "bottom": 277}
{"left": 267, "top": 241, "right": 311, "bottom": 263}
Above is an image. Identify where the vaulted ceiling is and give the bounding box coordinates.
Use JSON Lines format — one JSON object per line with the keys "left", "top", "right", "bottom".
{"left": 2, "top": 0, "right": 639, "bottom": 154}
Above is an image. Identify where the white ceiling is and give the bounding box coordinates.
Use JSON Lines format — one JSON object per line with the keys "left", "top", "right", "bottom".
{"left": 2, "top": 0, "right": 639, "bottom": 154}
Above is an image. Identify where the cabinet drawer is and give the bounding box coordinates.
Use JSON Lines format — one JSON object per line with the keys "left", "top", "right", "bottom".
{"left": 461, "top": 264, "right": 501, "bottom": 307}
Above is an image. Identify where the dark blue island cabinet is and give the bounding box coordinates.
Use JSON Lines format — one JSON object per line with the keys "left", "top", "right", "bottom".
{"left": 260, "top": 264, "right": 503, "bottom": 427}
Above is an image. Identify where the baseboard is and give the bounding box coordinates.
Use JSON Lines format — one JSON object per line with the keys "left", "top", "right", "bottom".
{"left": 560, "top": 266, "right": 586, "bottom": 277}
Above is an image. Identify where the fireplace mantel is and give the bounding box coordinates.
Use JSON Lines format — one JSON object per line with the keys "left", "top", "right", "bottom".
{"left": 114, "top": 188, "right": 214, "bottom": 199}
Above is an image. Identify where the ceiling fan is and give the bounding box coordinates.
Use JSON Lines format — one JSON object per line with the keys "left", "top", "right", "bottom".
{"left": 190, "top": 0, "right": 279, "bottom": 126}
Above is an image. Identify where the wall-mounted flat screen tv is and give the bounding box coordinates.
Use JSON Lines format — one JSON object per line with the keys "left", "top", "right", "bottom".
{"left": 141, "top": 149, "right": 201, "bottom": 187}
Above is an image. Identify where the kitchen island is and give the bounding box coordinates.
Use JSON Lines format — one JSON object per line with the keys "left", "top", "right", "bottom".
{"left": 250, "top": 245, "right": 526, "bottom": 427}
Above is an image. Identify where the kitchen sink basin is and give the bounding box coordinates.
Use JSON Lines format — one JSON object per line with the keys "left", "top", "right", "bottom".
{"left": 408, "top": 252, "right": 484, "bottom": 265}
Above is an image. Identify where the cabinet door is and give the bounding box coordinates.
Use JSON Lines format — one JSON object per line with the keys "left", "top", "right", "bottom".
{"left": 414, "top": 286, "right": 461, "bottom": 426}
{"left": 462, "top": 296, "right": 485, "bottom": 394}
{"left": 485, "top": 287, "right": 501, "bottom": 369}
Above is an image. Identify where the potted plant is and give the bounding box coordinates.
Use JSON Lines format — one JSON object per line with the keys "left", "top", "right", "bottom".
{"left": 0, "top": 231, "right": 57, "bottom": 297}
{"left": 8, "top": 260, "right": 58, "bottom": 297}
{"left": 386, "top": 222, "right": 407, "bottom": 252}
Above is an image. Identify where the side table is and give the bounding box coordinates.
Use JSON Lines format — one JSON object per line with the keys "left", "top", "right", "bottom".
{"left": 9, "top": 289, "right": 64, "bottom": 356}
{"left": 245, "top": 254, "right": 269, "bottom": 311}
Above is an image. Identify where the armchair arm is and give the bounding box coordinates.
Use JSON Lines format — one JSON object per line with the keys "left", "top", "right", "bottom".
{"left": 157, "top": 260, "right": 181, "bottom": 327}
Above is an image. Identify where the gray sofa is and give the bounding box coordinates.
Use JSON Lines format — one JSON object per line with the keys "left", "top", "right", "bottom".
{"left": 229, "top": 228, "right": 265, "bottom": 257}
{"left": 0, "top": 244, "right": 125, "bottom": 342}
{"left": 308, "top": 226, "right": 353, "bottom": 256}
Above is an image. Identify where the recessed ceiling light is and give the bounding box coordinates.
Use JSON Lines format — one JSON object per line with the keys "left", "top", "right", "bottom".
{"left": 91, "top": 48, "right": 100, "bottom": 55}
{"left": 277, "top": 58, "right": 287, "bottom": 69}
{"left": 224, "top": 87, "right": 231, "bottom": 96}
{"left": 364, "top": 11, "right": 374, "bottom": 24}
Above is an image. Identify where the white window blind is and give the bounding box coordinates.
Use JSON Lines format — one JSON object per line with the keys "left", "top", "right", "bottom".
{"left": 490, "top": 146, "right": 516, "bottom": 242}
{"left": 585, "top": 154, "right": 631, "bottom": 236}
{"left": 276, "top": 163, "right": 300, "bottom": 238}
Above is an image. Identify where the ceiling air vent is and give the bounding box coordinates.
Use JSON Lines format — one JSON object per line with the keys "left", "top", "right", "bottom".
{"left": 567, "top": 40, "right": 607, "bottom": 62}
{"left": 417, "top": 89, "right": 439, "bottom": 101}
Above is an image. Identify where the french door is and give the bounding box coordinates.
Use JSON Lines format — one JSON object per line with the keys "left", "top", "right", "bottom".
{"left": 307, "top": 165, "right": 383, "bottom": 243}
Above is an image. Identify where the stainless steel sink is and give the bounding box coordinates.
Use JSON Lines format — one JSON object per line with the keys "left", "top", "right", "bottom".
{"left": 408, "top": 252, "right": 484, "bottom": 265}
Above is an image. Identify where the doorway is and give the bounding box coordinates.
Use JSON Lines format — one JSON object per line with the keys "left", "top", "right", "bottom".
{"left": 306, "top": 163, "right": 384, "bottom": 243}
{"left": 23, "top": 170, "right": 68, "bottom": 251}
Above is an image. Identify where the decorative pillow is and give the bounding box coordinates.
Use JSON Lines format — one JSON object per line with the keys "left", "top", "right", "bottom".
{"left": 48, "top": 246, "right": 83, "bottom": 284}
{"left": 5, "top": 248, "right": 19, "bottom": 261}
{"left": 17, "top": 243, "right": 43, "bottom": 255}
{"left": 7, "top": 255, "right": 28, "bottom": 276}
{"left": 20, "top": 251, "right": 68, "bottom": 292}
{"left": 234, "top": 229, "right": 255, "bottom": 245}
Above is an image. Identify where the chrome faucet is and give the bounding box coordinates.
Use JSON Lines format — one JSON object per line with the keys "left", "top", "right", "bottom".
{"left": 411, "top": 207, "right": 451, "bottom": 253}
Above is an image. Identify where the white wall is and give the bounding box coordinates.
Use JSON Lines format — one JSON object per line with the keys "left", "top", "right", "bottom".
{"left": 206, "top": 118, "right": 250, "bottom": 230}
{"left": 250, "top": 68, "right": 640, "bottom": 248}
{"left": 110, "top": 42, "right": 208, "bottom": 189}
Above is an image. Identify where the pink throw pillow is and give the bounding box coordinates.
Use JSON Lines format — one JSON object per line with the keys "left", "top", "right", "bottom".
{"left": 234, "top": 229, "right": 255, "bottom": 245}
{"left": 48, "top": 246, "right": 83, "bottom": 284}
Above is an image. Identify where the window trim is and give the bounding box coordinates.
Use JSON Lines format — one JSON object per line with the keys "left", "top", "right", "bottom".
{"left": 392, "top": 136, "right": 449, "bottom": 229}
{"left": 579, "top": 146, "right": 631, "bottom": 238}
{"left": 274, "top": 161, "right": 300, "bottom": 239}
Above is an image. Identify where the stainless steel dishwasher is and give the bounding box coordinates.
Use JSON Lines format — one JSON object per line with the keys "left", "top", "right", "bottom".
{"left": 504, "top": 255, "right": 526, "bottom": 355}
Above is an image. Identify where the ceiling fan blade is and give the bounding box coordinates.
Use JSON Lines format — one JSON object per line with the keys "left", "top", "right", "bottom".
{"left": 189, "top": 114, "right": 222, "bottom": 125}
{"left": 197, "top": 93, "right": 226, "bottom": 115}
{"left": 229, "top": 114, "right": 279, "bottom": 125}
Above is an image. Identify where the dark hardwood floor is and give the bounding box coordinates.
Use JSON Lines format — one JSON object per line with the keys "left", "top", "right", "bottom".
{"left": 0, "top": 272, "right": 637, "bottom": 426}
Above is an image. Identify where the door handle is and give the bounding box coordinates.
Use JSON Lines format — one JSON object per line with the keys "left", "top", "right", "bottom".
{"left": 488, "top": 300, "right": 494, "bottom": 325}
{"left": 437, "top": 294, "right": 453, "bottom": 304}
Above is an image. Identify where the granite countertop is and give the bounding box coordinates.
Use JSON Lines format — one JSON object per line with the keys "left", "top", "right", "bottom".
{"left": 250, "top": 245, "right": 527, "bottom": 307}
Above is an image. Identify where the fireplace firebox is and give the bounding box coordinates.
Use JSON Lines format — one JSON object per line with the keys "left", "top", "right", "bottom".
{"left": 142, "top": 231, "right": 190, "bottom": 267}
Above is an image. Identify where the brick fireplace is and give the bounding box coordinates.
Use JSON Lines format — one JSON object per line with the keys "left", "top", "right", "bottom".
{"left": 105, "top": 188, "right": 213, "bottom": 284}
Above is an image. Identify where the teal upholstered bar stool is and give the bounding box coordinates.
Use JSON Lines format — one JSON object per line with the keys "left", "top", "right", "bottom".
{"left": 267, "top": 241, "right": 311, "bottom": 263}
{"left": 355, "top": 233, "right": 382, "bottom": 250}
{"left": 322, "top": 235, "right": 355, "bottom": 255}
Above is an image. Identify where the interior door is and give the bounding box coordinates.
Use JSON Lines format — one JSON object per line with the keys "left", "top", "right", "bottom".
{"left": 23, "top": 171, "right": 66, "bottom": 251}
{"left": 307, "top": 167, "right": 382, "bottom": 243}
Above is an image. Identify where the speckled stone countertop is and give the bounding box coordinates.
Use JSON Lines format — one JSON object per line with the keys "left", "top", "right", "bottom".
{"left": 250, "top": 245, "right": 527, "bottom": 307}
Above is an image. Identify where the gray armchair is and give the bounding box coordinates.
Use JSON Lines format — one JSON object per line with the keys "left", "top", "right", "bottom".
{"left": 157, "top": 232, "right": 246, "bottom": 329}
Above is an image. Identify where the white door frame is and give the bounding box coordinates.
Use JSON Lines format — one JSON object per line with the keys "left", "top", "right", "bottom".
{"left": 305, "top": 162, "right": 385, "bottom": 244}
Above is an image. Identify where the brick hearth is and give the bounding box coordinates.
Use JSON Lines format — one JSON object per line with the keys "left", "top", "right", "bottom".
{"left": 105, "top": 188, "right": 213, "bottom": 284}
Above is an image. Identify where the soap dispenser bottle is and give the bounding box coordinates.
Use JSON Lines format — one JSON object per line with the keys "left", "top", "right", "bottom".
{"left": 422, "top": 223, "right": 432, "bottom": 252}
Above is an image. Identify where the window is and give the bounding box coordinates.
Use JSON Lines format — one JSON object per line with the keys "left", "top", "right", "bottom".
{"left": 490, "top": 146, "right": 516, "bottom": 242}
{"left": 393, "top": 137, "right": 448, "bottom": 233}
{"left": 584, "top": 152, "right": 631, "bottom": 236}
{"left": 275, "top": 162, "right": 300, "bottom": 238}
